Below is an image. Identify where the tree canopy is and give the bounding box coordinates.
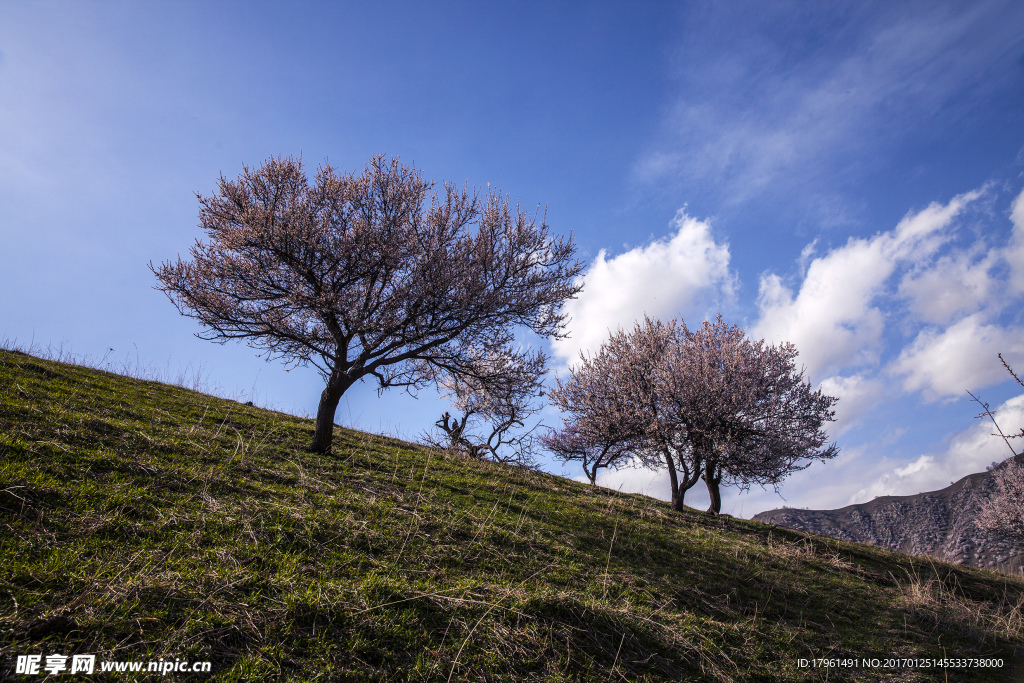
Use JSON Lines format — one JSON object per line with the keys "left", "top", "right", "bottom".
{"left": 542, "top": 321, "right": 669, "bottom": 485}
{"left": 545, "top": 315, "right": 839, "bottom": 513}
{"left": 667, "top": 316, "right": 839, "bottom": 513}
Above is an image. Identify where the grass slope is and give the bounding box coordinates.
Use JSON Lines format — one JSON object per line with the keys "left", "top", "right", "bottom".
{"left": 1, "top": 348, "right": 1022, "bottom": 682}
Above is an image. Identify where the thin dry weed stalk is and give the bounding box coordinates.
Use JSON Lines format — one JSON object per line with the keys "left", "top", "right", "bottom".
{"left": 602, "top": 515, "right": 619, "bottom": 601}
{"left": 766, "top": 533, "right": 854, "bottom": 573}
{"left": 895, "top": 562, "right": 1024, "bottom": 641}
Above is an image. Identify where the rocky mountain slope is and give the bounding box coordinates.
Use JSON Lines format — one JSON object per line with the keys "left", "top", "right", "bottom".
{"left": 754, "top": 462, "right": 1024, "bottom": 576}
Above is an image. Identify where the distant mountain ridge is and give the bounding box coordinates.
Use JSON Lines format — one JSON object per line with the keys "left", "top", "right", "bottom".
{"left": 753, "top": 462, "right": 1024, "bottom": 575}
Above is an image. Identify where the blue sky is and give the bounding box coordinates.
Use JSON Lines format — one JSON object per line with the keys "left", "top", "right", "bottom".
{"left": 3, "top": 1, "right": 1024, "bottom": 516}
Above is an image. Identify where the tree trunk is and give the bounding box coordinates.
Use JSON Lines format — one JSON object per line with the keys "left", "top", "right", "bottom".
{"left": 309, "top": 367, "right": 355, "bottom": 454}
{"left": 704, "top": 459, "right": 722, "bottom": 515}
{"left": 678, "top": 466, "right": 702, "bottom": 511}
{"left": 663, "top": 447, "right": 684, "bottom": 512}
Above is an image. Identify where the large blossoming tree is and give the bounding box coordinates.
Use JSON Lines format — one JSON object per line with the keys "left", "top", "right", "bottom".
{"left": 152, "top": 155, "right": 583, "bottom": 454}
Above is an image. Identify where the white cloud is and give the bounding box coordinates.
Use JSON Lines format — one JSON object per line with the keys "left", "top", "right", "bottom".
{"left": 798, "top": 238, "right": 818, "bottom": 277}
{"left": 848, "top": 393, "right": 1024, "bottom": 503}
{"left": 1007, "top": 187, "right": 1024, "bottom": 295}
{"left": 897, "top": 249, "right": 997, "bottom": 325}
{"left": 552, "top": 210, "right": 734, "bottom": 365}
{"left": 889, "top": 314, "right": 1024, "bottom": 401}
{"left": 752, "top": 192, "right": 978, "bottom": 378}
{"left": 594, "top": 464, "right": 668, "bottom": 499}
{"left": 889, "top": 193, "right": 978, "bottom": 259}
{"left": 894, "top": 455, "right": 934, "bottom": 478}
{"left": 817, "top": 373, "right": 886, "bottom": 435}
{"left": 633, "top": 4, "right": 1023, "bottom": 204}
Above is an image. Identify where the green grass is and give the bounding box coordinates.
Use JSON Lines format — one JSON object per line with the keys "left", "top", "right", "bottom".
{"left": 1, "top": 348, "right": 1022, "bottom": 682}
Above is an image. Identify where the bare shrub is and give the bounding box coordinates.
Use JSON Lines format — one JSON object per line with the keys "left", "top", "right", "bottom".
{"left": 425, "top": 350, "right": 545, "bottom": 467}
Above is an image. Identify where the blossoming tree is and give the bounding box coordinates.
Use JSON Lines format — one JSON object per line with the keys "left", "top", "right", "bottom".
{"left": 152, "top": 155, "right": 582, "bottom": 454}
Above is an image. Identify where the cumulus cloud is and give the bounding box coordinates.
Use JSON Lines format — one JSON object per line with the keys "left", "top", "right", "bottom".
{"left": 752, "top": 192, "right": 979, "bottom": 378}
{"left": 552, "top": 210, "right": 734, "bottom": 365}
{"left": 1007, "top": 187, "right": 1024, "bottom": 295}
{"left": 889, "top": 315, "right": 1024, "bottom": 401}
{"left": 592, "top": 464, "right": 670, "bottom": 499}
{"left": 817, "top": 374, "right": 886, "bottom": 435}
{"left": 897, "top": 249, "right": 998, "bottom": 325}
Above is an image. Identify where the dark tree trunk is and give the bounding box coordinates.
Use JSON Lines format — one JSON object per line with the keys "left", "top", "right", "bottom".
{"left": 309, "top": 367, "right": 355, "bottom": 454}
{"left": 587, "top": 443, "right": 617, "bottom": 486}
{"left": 704, "top": 459, "right": 722, "bottom": 515}
{"left": 663, "top": 447, "right": 684, "bottom": 512}
{"left": 665, "top": 444, "right": 704, "bottom": 513}
{"left": 677, "top": 466, "right": 702, "bottom": 511}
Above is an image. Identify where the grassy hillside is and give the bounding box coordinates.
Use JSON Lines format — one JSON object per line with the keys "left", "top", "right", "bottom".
{"left": 1, "top": 348, "right": 1022, "bottom": 682}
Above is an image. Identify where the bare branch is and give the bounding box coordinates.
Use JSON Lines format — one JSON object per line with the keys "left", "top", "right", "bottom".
{"left": 999, "top": 353, "right": 1024, "bottom": 388}
{"left": 967, "top": 389, "right": 1019, "bottom": 457}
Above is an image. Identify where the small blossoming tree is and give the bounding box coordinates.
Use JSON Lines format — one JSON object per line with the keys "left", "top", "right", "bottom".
{"left": 668, "top": 316, "right": 839, "bottom": 514}
{"left": 545, "top": 315, "right": 839, "bottom": 514}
